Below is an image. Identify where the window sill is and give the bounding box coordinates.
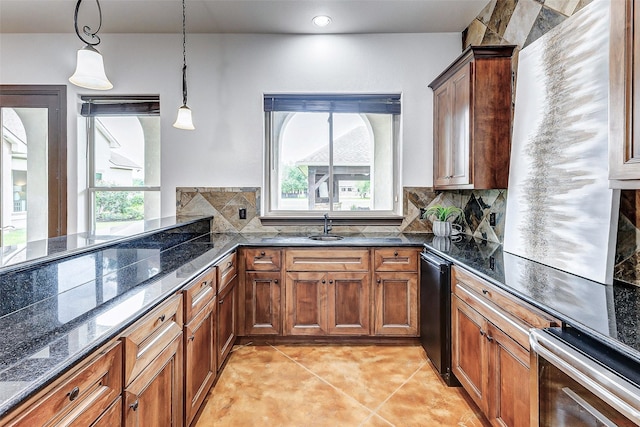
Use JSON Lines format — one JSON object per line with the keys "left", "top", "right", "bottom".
{"left": 259, "top": 216, "right": 404, "bottom": 227}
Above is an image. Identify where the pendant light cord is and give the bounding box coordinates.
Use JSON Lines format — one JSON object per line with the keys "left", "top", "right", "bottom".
{"left": 181, "top": 0, "right": 188, "bottom": 106}
{"left": 73, "top": 0, "right": 103, "bottom": 46}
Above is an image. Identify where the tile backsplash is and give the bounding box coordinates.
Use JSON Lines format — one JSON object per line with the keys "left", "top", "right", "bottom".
{"left": 175, "top": 186, "right": 505, "bottom": 240}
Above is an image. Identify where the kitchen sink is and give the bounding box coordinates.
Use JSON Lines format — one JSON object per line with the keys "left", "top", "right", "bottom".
{"left": 308, "top": 234, "right": 344, "bottom": 241}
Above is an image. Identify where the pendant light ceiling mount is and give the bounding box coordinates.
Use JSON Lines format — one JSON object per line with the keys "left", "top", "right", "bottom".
{"left": 173, "top": 0, "right": 195, "bottom": 130}
{"left": 69, "top": 0, "right": 113, "bottom": 90}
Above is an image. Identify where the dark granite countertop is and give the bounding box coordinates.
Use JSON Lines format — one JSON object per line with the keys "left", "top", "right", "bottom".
{"left": 1, "top": 229, "right": 638, "bottom": 418}
{"left": 421, "top": 235, "right": 640, "bottom": 365}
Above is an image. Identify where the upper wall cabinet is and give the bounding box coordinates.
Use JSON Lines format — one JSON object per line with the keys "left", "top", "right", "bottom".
{"left": 429, "top": 45, "right": 515, "bottom": 190}
{"left": 610, "top": 0, "right": 640, "bottom": 187}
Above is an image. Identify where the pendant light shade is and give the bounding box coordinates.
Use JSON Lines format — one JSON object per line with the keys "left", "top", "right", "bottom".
{"left": 69, "top": 0, "right": 112, "bottom": 90}
{"left": 173, "top": 105, "right": 195, "bottom": 130}
{"left": 173, "top": 0, "right": 195, "bottom": 130}
{"left": 69, "top": 45, "right": 113, "bottom": 90}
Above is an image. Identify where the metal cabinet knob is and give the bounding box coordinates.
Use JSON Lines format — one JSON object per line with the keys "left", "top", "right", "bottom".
{"left": 260, "top": 251, "right": 265, "bottom": 256}
{"left": 274, "top": 279, "right": 278, "bottom": 284}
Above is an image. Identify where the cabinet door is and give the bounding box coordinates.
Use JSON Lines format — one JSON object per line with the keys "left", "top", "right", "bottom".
{"left": 449, "top": 63, "right": 471, "bottom": 186}
{"left": 184, "top": 299, "right": 216, "bottom": 426}
{"left": 610, "top": 0, "right": 640, "bottom": 183}
{"left": 433, "top": 82, "right": 453, "bottom": 187}
{"left": 452, "top": 295, "right": 489, "bottom": 414}
{"left": 217, "top": 277, "right": 237, "bottom": 370}
{"left": 373, "top": 272, "right": 418, "bottom": 336}
{"left": 124, "top": 333, "right": 183, "bottom": 427}
{"left": 487, "top": 323, "right": 531, "bottom": 427}
{"left": 327, "top": 272, "right": 370, "bottom": 335}
{"left": 245, "top": 271, "right": 281, "bottom": 335}
{"left": 284, "top": 271, "right": 327, "bottom": 336}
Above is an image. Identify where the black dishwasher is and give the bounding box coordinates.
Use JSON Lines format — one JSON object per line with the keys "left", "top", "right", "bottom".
{"left": 420, "top": 248, "right": 459, "bottom": 386}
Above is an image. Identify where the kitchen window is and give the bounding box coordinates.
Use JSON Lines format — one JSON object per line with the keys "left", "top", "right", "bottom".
{"left": 264, "top": 94, "right": 401, "bottom": 219}
{"left": 83, "top": 96, "right": 160, "bottom": 232}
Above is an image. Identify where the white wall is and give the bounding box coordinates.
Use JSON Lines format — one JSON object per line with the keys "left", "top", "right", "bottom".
{"left": 0, "top": 32, "right": 461, "bottom": 233}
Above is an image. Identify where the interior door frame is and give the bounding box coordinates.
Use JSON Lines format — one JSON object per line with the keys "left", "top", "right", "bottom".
{"left": 0, "top": 85, "right": 67, "bottom": 239}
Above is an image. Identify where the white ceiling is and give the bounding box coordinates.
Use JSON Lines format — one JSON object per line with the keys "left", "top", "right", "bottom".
{"left": 0, "top": 0, "right": 490, "bottom": 34}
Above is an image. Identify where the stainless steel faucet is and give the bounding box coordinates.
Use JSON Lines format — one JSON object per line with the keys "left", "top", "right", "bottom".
{"left": 323, "top": 213, "right": 332, "bottom": 234}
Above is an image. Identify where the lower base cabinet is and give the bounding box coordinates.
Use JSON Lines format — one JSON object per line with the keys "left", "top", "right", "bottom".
{"left": 217, "top": 278, "right": 237, "bottom": 370}
{"left": 451, "top": 265, "right": 559, "bottom": 427}
{"left": 184, "top": 298, "right": 216, "bottom": 426}
{"left": 124, "top": 334, "right": 183, "bottom": 426}
{"left": 284, "top": 271, "right": 370, "bottom": 336}
{"left": 373, "top": 271, "right": 418, "bottom": 336}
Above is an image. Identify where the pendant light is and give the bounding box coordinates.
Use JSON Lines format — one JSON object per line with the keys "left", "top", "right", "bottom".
{"left": 69, "top": 0, "right": 113, "bottom": 90}
{"left": 173, "top": 0, "right": 195, "bottom": 130}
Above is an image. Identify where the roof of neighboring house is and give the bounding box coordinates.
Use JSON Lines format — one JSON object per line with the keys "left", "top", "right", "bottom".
{"left": 296, "top": 126, "right": 371, "bottom": 167}
{"left": 109, "top": 151, "right": 141, "bottom": 170}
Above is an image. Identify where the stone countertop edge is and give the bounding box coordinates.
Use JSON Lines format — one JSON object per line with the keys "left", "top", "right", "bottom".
{"left": 423, "top": 242, "right": 640, "bottom": 366}
{"left": 0, "top": 215, "right": 213, "bottom": 276}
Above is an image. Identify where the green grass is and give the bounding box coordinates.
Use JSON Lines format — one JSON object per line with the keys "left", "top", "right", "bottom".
{"left": 2, "top": 228, "right": 26, "bottom": 246}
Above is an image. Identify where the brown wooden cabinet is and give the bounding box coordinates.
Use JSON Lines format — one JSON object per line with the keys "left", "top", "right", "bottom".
{"left": 373, "top": 248, "right": 419, "bottom": 336}
{"left": 609, "top": 0, "right": 640, "bottom": 185}
{"left": 284, "top": 249, "right": 371, "bottom": 336}
{"left": 182, "top": 267, "right": 217, "bottom": 426}
{"left": 216, "top": 253, "right": 238, "bottom": 370}
{"left": 451, "top": 266, "right": 559, "bottom": 427}
{"left": 242, "top": 248, "right": 282, "bottom": 335}
{"left": 0, "top": 341, "right": 122, "bottom": 427}
{"left": 429, "top": 45, "right": 515, "bottom": 190}
{"left": 121, "top": 294, "right": 184, "bottom": 427}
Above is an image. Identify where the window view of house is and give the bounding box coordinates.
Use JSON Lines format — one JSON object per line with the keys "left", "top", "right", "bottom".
{"left": 265, "top": 94, "right": 399, "bottom": 216}
{"left": 1, "top": 107, "right": 48, "bottom": 246}
{"left": 85, "top": 97, "right": 160, "bottom": 232}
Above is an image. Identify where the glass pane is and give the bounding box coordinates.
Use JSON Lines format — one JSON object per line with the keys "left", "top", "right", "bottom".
{"left": 332, "top": 113, "right": 373, "bottom": 212}
{"left": 93, "top": 190, "right": 160, "bottom": 233}
{"left": 273, "top": 112, "right": 330, "bottom": 211}
{"left": 93, "top": 116, "right": 160, "bottom": 187}
{"left": 1, "top": 107, "right": 48, "bottom": 246}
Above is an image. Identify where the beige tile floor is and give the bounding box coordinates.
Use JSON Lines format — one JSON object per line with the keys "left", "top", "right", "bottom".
{"left": 195, "top": 344, "right": 489, "bottom": 427}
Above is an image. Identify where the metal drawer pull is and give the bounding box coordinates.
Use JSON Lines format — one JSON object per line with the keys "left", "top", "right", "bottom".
{"left": 479, "top": 330, "right": 485, "bottom": 336}
{"left": 482, "top": 289, "right": 489, "bottom": 295}
{"left": 67, "top": 386, "right": 80, "bottom": 401}
{"left": 189, "top": 335, "right": 195, "bottom": 341}
{"left": 394, "top": 251, "right": 398, "bottom": 256}
{"left": 158, "top": 314, "right": 166, "bottom": 322}
{"left": 130, "top": 400, "right": 139, "bottom": 411}
{"left": 486, "top": 335, "right": 494, "bottom": 343}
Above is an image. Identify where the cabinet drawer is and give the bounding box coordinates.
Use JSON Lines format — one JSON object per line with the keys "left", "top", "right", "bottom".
{"left": 183, "top": 267, "right": 216, "bottom": 323}
{"left": 121, "top": 294, "right": 183, "bottom": 386}
{"left": 374, "top": 248, "right": 419, "bottom": 272}
{"left": 452, "top": 266, "right": 559, "bottom": 348}
{"left": 217, "top": 251, "right": 237, "bottom": 292}
{"left": 4, "top": 342, "right": 122, "bottom": 427}
{"left": 244, "top": 248, "right": 281, "bottom": 271}
{"left": 285, "top": 249, "right": 370, "bottom": 271}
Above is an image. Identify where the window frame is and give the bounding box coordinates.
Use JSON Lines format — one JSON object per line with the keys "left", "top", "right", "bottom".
{"left": 263, "top": 93, "right": 402, "bottom": 220}
{"left": 83, "top": 95, "right": 161, "bottom": 232}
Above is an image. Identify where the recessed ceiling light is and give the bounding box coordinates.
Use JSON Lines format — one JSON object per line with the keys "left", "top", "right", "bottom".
{"left": 312, "top": 15, "right": 332, "bottom": 28}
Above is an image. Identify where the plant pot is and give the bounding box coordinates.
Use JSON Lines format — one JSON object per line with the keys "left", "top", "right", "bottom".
{"left": 432, "top": 220, "right": 452, "bottom": 237}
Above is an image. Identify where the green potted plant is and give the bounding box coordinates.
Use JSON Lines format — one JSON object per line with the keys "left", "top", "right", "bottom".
{"left": 422, "top": 204, "right": 462, "bottom": 237}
